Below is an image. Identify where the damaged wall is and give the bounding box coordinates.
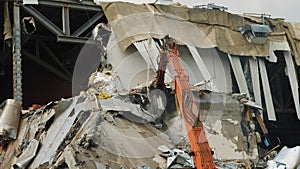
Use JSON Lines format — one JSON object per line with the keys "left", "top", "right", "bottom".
{"left": 100, "top": 1, "right": 300, "bottom": 120}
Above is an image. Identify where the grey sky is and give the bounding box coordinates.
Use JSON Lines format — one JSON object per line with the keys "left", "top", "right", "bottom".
{"left": 99, "top": 0, "right": 300, "bottom": 22}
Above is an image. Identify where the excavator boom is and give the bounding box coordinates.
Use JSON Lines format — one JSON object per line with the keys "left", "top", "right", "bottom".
{"left": 154, "top": 37, "right": 216, "bottom": 169}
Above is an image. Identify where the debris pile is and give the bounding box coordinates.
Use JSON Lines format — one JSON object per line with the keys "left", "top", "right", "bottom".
{"left": 158, "top": 145, "right": 194, "bottom": 168}
{"left": 0, "top": 99, "right": 22, "bottom": 161}
{"left": 0, "top": 71, "right": 299, "bottom": 168}
{"left": 87, "top": 70, "right": 121, "bottom": 98}
{"left": 1, "top": 2, "right": 299, "bottom": 168}
{"left": 266, "top": 146, "right": 300, "bottom": 169}
{"left": 2, "top": 69, "right": 296, "bottom": 168}
{"left": 0, "top": 92, "right": 176, "bottom": 168}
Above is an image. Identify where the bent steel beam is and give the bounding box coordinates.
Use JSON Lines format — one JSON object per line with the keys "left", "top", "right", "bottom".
{"left": 73, "top": 12, "right": 104, "bottom": 37}
{"left": 38, "top": 0, "right": 101, "bottom": 11}
{"left": 57, "top": 35, "right": 95, "bottom": 44}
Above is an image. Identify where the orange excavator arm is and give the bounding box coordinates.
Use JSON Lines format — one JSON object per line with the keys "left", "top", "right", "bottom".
{"left": 154, "top": 37, "right": 216, "bottom": 169}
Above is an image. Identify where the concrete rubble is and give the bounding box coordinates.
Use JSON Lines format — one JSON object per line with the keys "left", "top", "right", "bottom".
{"left": 0, "top": 75, "right": 296, "bottom": 168}
{"left": 1, "top": 1, "right": 300, "bottom": 169}
{"left": 266, "top": 146, "right": 300, "bottom": 169}
{"left": 0, "top": 93, "right": 175, "bottom": 168}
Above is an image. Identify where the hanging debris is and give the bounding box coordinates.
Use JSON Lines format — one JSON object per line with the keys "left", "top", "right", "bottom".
{"left": 22, "top": 17, "right": 36, "bottom": 35}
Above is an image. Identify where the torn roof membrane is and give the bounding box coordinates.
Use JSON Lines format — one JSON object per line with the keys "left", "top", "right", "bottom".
{"left": 100, "top": 2, "right": 300, "bottom": 65}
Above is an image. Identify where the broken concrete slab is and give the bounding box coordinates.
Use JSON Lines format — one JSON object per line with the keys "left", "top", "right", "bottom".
{"left": 64, "top": 145, "right": 81, "bottom": 169}
{"left": 30, "top": 96, "right": 98, "bottom": 168}
{"left": 99, "top": 97, "right": 156, "bottom": 123}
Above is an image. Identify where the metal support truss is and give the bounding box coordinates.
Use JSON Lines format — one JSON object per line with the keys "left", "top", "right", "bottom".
{"left": 22, "top": 5, "right": 64, "bottom": 36}
{"left": 37, "top": 0, "right": 101, "bottom": 11}
{"left": 57, "top": 36, "right": 95, "bottom": 44}
{"left": 62, "top": 6, "right": 70, "bottom": 35}
{"left": 13, "top": 0, "right": 104, "bottom": 103}
{"left": 72, "top": 12, "right": 104, "bottom": 36}
{"left": 21, "top": 0, "right": 104, "bottom": 44}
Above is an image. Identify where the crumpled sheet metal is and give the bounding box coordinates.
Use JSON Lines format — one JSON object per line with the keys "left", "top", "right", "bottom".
{"left": 29, "top": 96, "right": 98, "bottom": 168}
{"left": 158, "top": 146, "right": 194, "bottom": 169}
{"left": 13, "top": 139, "right": 39, "bottom": 169}
{"left": 89, "top": 71, "right": 118, "bottom": 95}
{"left": 267, "top": 146, "right": 300, "bottom": 169}
{"left": 0, "top": 99, "right": 21, "bottom": 139}
{"left": 99, "top": 97, "right": 156, "bottom": 123}
{"left": 29, "top": 98, "right": 79, "bottom": 168}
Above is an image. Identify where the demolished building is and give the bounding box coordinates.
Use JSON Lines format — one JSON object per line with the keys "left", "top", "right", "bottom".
{"left": 1, "top": 0, "right": 300, "bottom": 168}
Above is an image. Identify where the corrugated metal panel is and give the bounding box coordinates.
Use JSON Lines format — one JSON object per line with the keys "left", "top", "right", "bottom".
{"left": 106, "top": 32, "right": 155, "bottom": 89}
{"left": 187, "top": 46, "right": 211, "bottom": 81}
{"left": 187, "top": 46, "right": 218, "bottom": 92}
{"left": 227, "top": 54, "right": 250, "bottom": 97}
{"left": 268, "top": 41, "right": 290, "bottom": 63}
{"left": 283, "top": 51, "right": 300, "bottom": 120}
{"left": 258, "top": 58, "right": 276, "bottom": 121}
{"left": 249, "top": 58, "right": 263, "bottom": 119}
{"left": 134, "top": 40, "right": 158, "bottom": 70}
{"left": 134, "top": 39, "right": 172, "bottom": 82}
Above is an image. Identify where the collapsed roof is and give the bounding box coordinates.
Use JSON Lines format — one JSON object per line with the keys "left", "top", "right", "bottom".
{"left": 1, "top": 1, "right": 300, "bottom": 168}
{"left": 100, "top": 1, "right": 300, "bottom": 65}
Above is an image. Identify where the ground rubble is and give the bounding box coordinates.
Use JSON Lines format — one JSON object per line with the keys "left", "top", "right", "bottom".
{"left": 0, "top": 92, "right": 180, "bottom": 168}
{"left": 0, "top": 92, "right": 277, "bottom": 169}
{"left": 1, "top": 70, "right": 298, "bottom": 168}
